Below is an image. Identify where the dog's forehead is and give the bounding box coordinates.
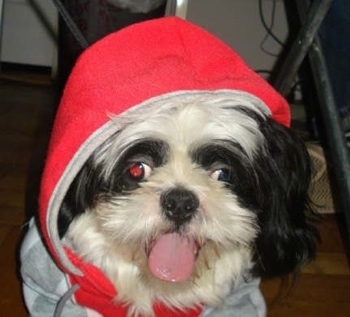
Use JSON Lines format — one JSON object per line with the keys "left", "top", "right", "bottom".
{"left": 121, "top": 99, "right": 266, "bottom": 159}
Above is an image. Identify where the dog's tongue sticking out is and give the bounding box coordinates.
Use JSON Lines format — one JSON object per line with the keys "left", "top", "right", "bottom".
{"left": 148, "top": 233, "right": 197, "bottom": 282}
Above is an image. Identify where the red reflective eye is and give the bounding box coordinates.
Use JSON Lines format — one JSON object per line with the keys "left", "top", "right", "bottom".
{"left": 127, "top": 162, "right": 152, "bottom": 181}
{"left": 129, "top": 163, "right": 144, "bottom": 179}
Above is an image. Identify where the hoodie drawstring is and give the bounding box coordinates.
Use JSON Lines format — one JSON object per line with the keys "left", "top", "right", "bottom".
{"left": 54, "top": 284, "right": 80, "bottom": 317}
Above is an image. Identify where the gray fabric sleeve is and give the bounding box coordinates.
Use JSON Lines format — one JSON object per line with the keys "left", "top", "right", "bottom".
{"left": 201, "top": 278, "right": 266, "bottom": 317}
{"left": 20, "top": 219, "right": 88, "bottom": 317}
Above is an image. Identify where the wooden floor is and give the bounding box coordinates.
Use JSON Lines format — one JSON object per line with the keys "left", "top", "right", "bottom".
{"left": 0, "top": 74, "right": 350, "bottom": 316}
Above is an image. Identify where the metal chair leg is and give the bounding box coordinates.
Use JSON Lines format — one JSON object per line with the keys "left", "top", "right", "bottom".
{"left": 165, "top": 0, "right": 189, "bottom": 18}
{"left": 273, "top": 0, "right": 333, "bottom": 96}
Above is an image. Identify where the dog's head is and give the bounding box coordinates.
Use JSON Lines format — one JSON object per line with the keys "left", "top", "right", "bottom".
{"left": 58, "top": 92, "right": 318, "bottom": 313}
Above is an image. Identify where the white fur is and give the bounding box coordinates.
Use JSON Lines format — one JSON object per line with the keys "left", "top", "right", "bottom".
{"left": 67, "top": 98, "right": 265, "bottom": 316}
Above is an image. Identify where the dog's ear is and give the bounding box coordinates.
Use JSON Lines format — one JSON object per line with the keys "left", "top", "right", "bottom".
{"left": 253, "top": 119, "right": 319, "bottom": 278}
{"left": 58, "top": 159, "right": 102, "bottom": 238}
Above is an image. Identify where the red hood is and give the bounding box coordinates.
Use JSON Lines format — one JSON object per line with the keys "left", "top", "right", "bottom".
{"left": 38, "top": 16, "right": 289, "bottom": 315}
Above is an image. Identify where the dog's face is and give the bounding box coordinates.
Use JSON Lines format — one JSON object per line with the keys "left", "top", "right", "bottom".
{"left": 59, "top": 95, "right": 317, "bottom": 315}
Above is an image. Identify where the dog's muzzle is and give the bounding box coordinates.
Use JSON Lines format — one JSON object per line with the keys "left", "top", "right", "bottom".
{"left": 146, "top": 187, "right": 200, "bottom": 283}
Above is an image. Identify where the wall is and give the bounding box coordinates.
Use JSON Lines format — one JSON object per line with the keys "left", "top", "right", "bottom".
{"left": 0, "top": 0, "right": 58, "bottom": 67}
{"left": 0, "top": 0, "right": 288, "bottom": 72}
{"left": 186, "top": 0, "right": 288, "bottom": 74}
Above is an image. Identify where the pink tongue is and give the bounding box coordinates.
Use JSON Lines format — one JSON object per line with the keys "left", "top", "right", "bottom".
{"left": 148, "top": 233, "right": 197, "bottom": 282}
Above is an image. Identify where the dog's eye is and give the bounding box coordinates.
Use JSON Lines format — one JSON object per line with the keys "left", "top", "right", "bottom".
{"left": 211, "top": 168, "right": 231, "bottom": 183}
{"left": 128, "top": 162, "right": 152, "bottom": 181}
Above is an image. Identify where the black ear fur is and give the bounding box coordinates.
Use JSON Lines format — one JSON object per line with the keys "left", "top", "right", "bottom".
{"left": 254, "top": 118, "right": 319, "bottom": 278}
{"left": 58, "top": 158, "right": 104, "bottom": 238}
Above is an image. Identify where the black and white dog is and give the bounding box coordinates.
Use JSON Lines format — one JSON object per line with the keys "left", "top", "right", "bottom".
{"left": 59, "top": 94, "right": 318, "bottom": 315}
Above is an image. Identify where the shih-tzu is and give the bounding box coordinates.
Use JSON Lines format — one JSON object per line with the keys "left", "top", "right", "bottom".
{"left": 21, "top": 17, "right": 318, "bottom": 317}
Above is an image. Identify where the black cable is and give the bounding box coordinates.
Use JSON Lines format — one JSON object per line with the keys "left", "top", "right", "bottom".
{"left": 258, "top": 0, "right": 285, "bottom": 56}
{"left": 255, "top": 69, "right": 273, "bottom": 76}
{"left": 50, "top": 0, "right": 89, "bottom": 50}
{"left": 259, "top": 0, "right": 278, "bottom": 56}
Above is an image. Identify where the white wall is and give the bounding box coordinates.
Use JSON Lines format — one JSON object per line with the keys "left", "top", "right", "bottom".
{"left": 186, "top": 0, "right": 288, "bottom": 74}
{"left": 0, "top": 0, "right": 58, "bottom": 67}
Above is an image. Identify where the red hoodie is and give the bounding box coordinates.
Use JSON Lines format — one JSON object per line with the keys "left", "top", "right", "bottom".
{"left": 37, "top": 16, "right": 289, "bottom": 316}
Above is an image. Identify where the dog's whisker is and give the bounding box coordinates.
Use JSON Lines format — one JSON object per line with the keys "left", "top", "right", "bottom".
{"left": 202, "top": 251, "right": 211, "bottom": 271}
{"left": 191, "top": 275, "right": 200, "bottom": 287}
{"left": 131, "top": 251, "right": 137, "bottom": 262}
{"left": 212, "top": 244, "right": 221, "bottom": 260}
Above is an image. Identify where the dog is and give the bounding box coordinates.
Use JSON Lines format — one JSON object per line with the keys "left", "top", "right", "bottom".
{"left": 20, "top": 17, "right": 318, "bottom": 317}
{"left": 58, "top": 92, "right": 317, "bottom": 316}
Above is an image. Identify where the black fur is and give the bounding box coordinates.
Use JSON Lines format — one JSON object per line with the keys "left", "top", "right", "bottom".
{"left": 253, "top": 118, "right": 319, "bottom": 277}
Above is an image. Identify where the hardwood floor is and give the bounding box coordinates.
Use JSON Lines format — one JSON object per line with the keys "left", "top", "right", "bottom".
{"left": 0, "top": 75, "right": 349, "bottom": 316}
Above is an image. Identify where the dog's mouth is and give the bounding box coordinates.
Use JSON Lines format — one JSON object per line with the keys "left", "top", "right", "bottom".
{"left": 147, "top": 232, "right": 200, "bottom": 283}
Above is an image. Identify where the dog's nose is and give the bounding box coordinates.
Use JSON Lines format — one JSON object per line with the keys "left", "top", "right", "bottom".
{"left": 161, "top": 188, "right": 199, "bottom": 226}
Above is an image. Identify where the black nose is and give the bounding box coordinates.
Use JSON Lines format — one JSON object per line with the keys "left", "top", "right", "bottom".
{"left": 161, "top": 187, "right": 199, "bottom": 226}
